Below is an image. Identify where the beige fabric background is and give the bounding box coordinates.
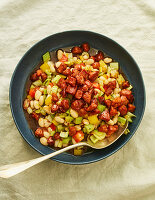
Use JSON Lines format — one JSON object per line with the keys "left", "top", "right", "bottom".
{"left": 0, "top": 0, "right": 155, "bottom": 199}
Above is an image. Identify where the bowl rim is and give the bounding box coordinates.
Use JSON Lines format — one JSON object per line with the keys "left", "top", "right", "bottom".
{"left": 9, "top": 30, "right": 146, "bottom": 165}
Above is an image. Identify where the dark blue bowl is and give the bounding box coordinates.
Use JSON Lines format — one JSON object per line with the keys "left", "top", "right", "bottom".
{"left": 9, "top": 31, "right": 146, "bottom": 164}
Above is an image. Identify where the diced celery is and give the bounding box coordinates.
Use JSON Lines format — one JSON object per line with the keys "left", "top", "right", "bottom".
{"left": 93, "top": 130, "right": 106, "bottom": 140}
{"left": 30, "top": 84, "right": 35, "bottom": 89}
{"left": 50, "top": 114, "right": 55, "bottom": 119}
{"left": 90, "top": 135, "right": 99, "bottom": 144}
{"left": 74, "top": 148, "right": 83, "bottom": 156}
{"left": 99, "top": 60, "right": 107, "bottom": 73}
{"left": 43, "top": 89, "right": 47, "bottom": 95}
{"left": 57, "top": 125, "right": 65, "bottom": 132}
{"left": 40, "top": 108, "right": 46, "bottom": 115}
{"left": 74, "top": 117, "right": 83, "bottom": 124}
{"left": 52, "top": 75, "right": 61, "bottom": 84}
{"left": 124, "top": 129, "right": 130, "bottom": 135}
{"left": 124, "top": 115, "right": 132, "bottom": 122}
{"left": 118, "top": 117, "right": 127, "bottom": 125}
{"left": 54, "top": 139, "right": 60, "bottom": 147}
{"left": 59, "top": 113, "right": 67, "bottom": 118}
{"left": 66, "top": 109, "right": 70, "bottom": 114}
{"left": 97, "top": 104, "right": 106, "bottom": 112}
{"left": 84, "top": 124, "right": 95, "bottom": 133}
{"left": 110, "top": 62, "right": 119, "bottom": 70}
{"left": 62, "top": 137, "right": 71, "bottom": 144}
{"left": 127, "top": 85, "right": 133, "bottom": 90}
{"left": 88, "top": 115, "right": 100, "bottom": 125}
{"left": 83, "top": 127, "right": 87, "bottom": 133}
{"left": 51, "top": 86, "right": 58, "bottom": 93}
{"left": 60, "top": 131, "right": 69, "bottom": 138}
{"left": 117, "top": 74, "right": 125, "bottom": 85}
{"left": 45, "top": 69, "right": 52, "bottom": 75}
{"left": 35, "top": 109, "right": 40, "bottom": 113}
{"left": 127, "top": 112, "right": 136, "bottom": 118}
{"left": 59, "top": 75, "right": 66, "bottom": 79}
{"left": 43, "top": 52, "right": 50, "bottom": 63}
{"left": 65, "top": 116, "right": 74, "bottom": 123}
{"left": 43, "top": 79, "right": 51, "bottom": 86}
{"left": 46, "top": 115, "right": 53, "bottom": 123}
{"left": 52, "top": 119, "right": 59, "bottom": 126}
{"left": 58, "top": 140, "right": 63, "bottom": 148}
{"left": 50, "top": 131, "right": 55, "bottom": 136}
{"left": 40, "top": 62, "right": 50, "bottom": 72}
{"left": 33, "top": 80, "right": 42, "bottom": 86}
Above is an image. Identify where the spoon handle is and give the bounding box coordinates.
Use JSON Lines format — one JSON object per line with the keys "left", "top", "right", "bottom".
{"left": 0, "top": 142, "right": 87, "bottom": 178}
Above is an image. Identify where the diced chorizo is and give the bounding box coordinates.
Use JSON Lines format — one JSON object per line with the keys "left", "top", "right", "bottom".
{"left": 66, "top": 76, "right": 76, "bottom": 86}
{"left": 82, "top": 84, "right": 89, "bottom": 92}
{"left": 104, "top": 99, "right": 111, "bottom": 108}
{"left": 35, "top": 128, "right": 44, "bottom": 138}
{"left": 71, "top": 46, "right": 83, "bottom": 54}
{"left": 83, "top": 92, "right": 91, "bottom": 104}
{"left": 74, "top": 64, "right": 82, "bottom": 70}
{"left": 122, "top": 81, "right": 130, "bottom": 89}
{"left": 60, "top": 89, "right": 67, "bottom": 98}
{"left": 61, "top": 99, "right": 70, "bottom": 110}
{"left": 66, "top": 85, "right": 77, "bottom": 95}
{"left": 92, "top": 62, "right": 100, "bottom": 69}
{"left": 31, "top": 112, "right": 40, "bottom": 121}
{"left": 57, "top": 63, "right": 67, "bottom": 73}
{"left": 69, "top": 126, "right": 77, "bottom": 136}
{"left": 81, "top": 43, "right": 90, "bottom": 52}
{"left": 110, "top": 106, "right": 118, "bottom": 117}
{"left": 72, "top": 68, "right": 79, "bottom": 77}
{"left": 105, "top": 87, "right": 113, "bottom": 96}
{"left": 71, "top": 100, "right": 84, "bottom": 111}
{"left": 128, "top": 104, "right": 136, "bottom": 113}
{"left": 89, "top": 71, "right": 99, "bottom": 82}
{"left": 41, "top": 72, "right": 47, "bottom": 82}
{"left": 58, "top": 106, "right": 66, "bottom": 113}
{"left": 99, "top": 110, "right": 110, "bottom": 122}
{"left": 86, "top": 103, "right": 97, "bottom": 111}
{"left": 107, "top": 125, "right": 118, "bottom": 137}
{"left": 51, "top": 104, "right": 59, "bottom": 112}
{"left": 95, "top": 51, "right": 104, "bottom": 61}
{"left": 52, "top": 93, "right": 58, "bottom": 102}
{"left": 129, "top": 94, "right": 134, "bottom": 103}
{"left": 80, "top": 70, "right": 88, "bottom": 79}
{"left": 98, "top": 96, "right": 104, "bottom": 104}
{"left": 111, "top": 97, "right": 122, "bottom": 108}
{"left": 62, "top": 68, "right": 71, "bottom": 75}
{"left": 76, "top": 75, "right": 85, "bottom": 85}
{"left": 57, "top": 78, "right": 67, "bottom": 89}
{"left": 79, "top": 108, "right": 87, "bottom": 116}
{"left": 98, "top": 125, "right": 108, "bottom": 133}
{"left": 53, "top": 133, "right": 60, "bottom": 140}
{"left": 30, "top": 72, "right": 39, "bottom": 81}
{"left": 118, "top": 105, "right": 128, "bottom": 116}
{"left": 120, "top": 89, "right": 132, "bottom": 100}
{"left": 91, "top": 98, "right": 98, "bottom": 105}
{"left": 120, "top": 96, "right": 129, "bottom": 106}
{"left": 47, "top": 136, "right": 54, "bottom": 146}
{"left": 85, "top": 80, "right": 92, "bottom": 88}
{"left": 90, "top": 108, "right": 101, "bottom": 115}
{"left": 75, "top": 90, "right": 83, "bottom": 99}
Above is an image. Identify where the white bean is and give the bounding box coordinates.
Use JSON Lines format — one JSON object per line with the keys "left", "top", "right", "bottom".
{"left": 113, "top": 114, "right": 118, "bottom": 124}
{"left": 75, "top": 125, "right": 81, "bottom": 131}
{"left": 43, "top": 105, "right": 51, "bottom": 114}
{"left": 39, "top": 95, "right": 45, "bottom": 106}
{"left": 73, "top": 57, "right": 77, "bottom": 62}
{"left": 47, "top": 85, "right": 52, "bottom": 95}
{"left": 54, "top": 116, "right": 64, "bottom": 124}
{"left": 39, "top": 87, "right": 45, "bottom": 93}
{"left": 55, "top": 61, "right": 62, "bottom": 68}
{"left": 40, "top": 137, "right": 48, "bottom": 146}
{"left": 30, "top": 100, "right": 34, "bottom": 109}
{"left": 82, "top": 119, "right": 89, "bottom": 125}
{"left": 23, "top": 99, "right": 30, "bottom": 110}
{"left": 110, "top": 70, "right": 118, "bottom": 78}
{"left": 34, "top": 100, "right": 40, "bottom": 109}
{"left": 57, "top": 50, "right": 64, "bottom": 60}
{"left": 107, "top": 119, "right": 114, "bottom": 126}
{"left": 82, "top": 52, "right": 89, "bottom": 60}
{"left": 47, "top": 61, "right": 55, "bottom": 72}
{"left": 70, "top": 109, "right": 78, "bottom": 118}
{"left": 35, "top": 90, "right": 42, "bottom": 101}
{"left": 44, "top": 131, "right": 50, "bottom": 138}
{"left": 38, "top": 118, "right": 44, "bottom": 127}
{"left": 27, "top": 107, "right": 33, "bottom": 114}
{"left": 114, "top": 88, "right": 121, "bottom": 94}
{"left": 68, "top": 53, "right": 73, "bottom": 59}
{"left": 44, "top": 119, "right": 51, "bottom": 127}
{"left": 104, "top": 57, "right": 112, "bottom": 63}
{"left": 85, "top": 58, "right": 94, "bottom": 65}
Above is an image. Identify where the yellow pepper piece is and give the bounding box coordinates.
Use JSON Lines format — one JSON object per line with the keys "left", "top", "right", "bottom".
{"left": 27, "top": 95, "right": 32, "bottom": 100}
{"left": 88, "top": 115, "right": 100, "bottom": 125}
{"left": 79, "top": 56, "right": 84, "bottom": 61}
{"left": 104, "top": 94, "right": 112, "bottom": 100}
{"left": 75, "top": 59, "right": 82, "bottom": 64}
{"left": 40, "top": 62, "right": 50, "bottom": 72}
{"left": 99, "top": 60, "right": 107, "bottom": 73}
{"left": 45, "top": 95, "right": 52, "bottom": 105}
{"left": 74, "top": 148, "right": 83, "bottom": 156}
{"left": 52, "top": 119, "right": 59, "bottom": 126}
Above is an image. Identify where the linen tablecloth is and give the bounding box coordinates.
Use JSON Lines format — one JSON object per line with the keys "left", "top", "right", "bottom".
{"left": 0, "top": 0, "right": 155, "bottom": 199}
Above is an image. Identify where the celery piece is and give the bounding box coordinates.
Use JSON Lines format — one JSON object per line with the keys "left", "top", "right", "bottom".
{"left": 124, "top": 129, "right": 130, "bottom": 135}
{"left": 127, "top": 85, "right": 133, "bottom": 90}
{"left": 62, "top": 137, "right": 71, "bottom": 144}
{"left": 57, "top": 125, "right": 65, "bottom": 132}
{"left": 51, "top": 86, "right": 58, "bottom": 93}
{"left": 124, "top": 115, "right": 132, "bottom": 123}
{"left": 84, "top": 124, "right": 95, "bottom": 133}
{"left": 66, "top": 109, "right": 70, "bottom": 114}
{"left": 50, "top": 131, "right": 55, "bottom": 136}
{"left": 83, "top": 127, "right": 87, "bottom": 133}
{"left": 59, "top": 113, "right": 67, "bottom": 118}
{"left": 65, "top": 116, "right": 74, "bottom": 123}
{"left": 40, "top": 108, "right": 46, "bottom": 115}
{"left": 35, "top": 109, "right": 40, "bottom": 113}
{"left": 43, "top": 79, "right": 51, "bottom": 86}
{"left": 58, "top": 140, "right": 63, "bottom": 148}
{"left": 60, "top": 131, "right": 69, "bottom": 138}
{"left": 59, "top": 75, "right": 66, "bottom": 79}
{"left": 45, "top": 69, "right": 51, "bottom": 75}
{"left": 97, "top": 104, "right": 106, "bottom": 112}
{"left": 74, "top": 117, "right": 83, "bottom": 124}
{"left": 43, "top": 89, "right": 47, "bottom": 95}
{"left": 99, "top": 65, "right": 103, "bottom": 73}
{"left": 30, "top": 84, "right": 35, "bottom": 89}
{"left": 54, "top": 139, "right": 60, "bottom": 147}
{"left": 93, "top": 130, "right": 106, "bottom": 140}
{"left": 118, "top": 117, "right": 127, "bottom": 125}
{"left": 52, "top": 75, "right": 61, "bottom": 84}
{"left": 33, "top": 80, "right": 43, "bottom": 86}
{"left": 110, "top": 62, "right": 119, "bottom": 70}
{"left": 90, "top": 135, "right": 99, "bottom": 144}
{"left": 74, "top": 148, "right": 83, "bottom": 156}
{"left": 127, "top": 112, "right": 136, "bottom": 118}
{"left": 43, "top": 52, "right": 50, "bottom": 63}
{"left": 50, "top": 114, "right": 55, "bottom": 119}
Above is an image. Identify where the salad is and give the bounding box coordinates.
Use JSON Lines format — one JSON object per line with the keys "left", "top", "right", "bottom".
{"left": 23, "top": 42, "right": 136, "bottom": 155}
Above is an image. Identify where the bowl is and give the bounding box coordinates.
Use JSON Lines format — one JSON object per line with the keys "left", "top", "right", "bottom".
{"left": 9, "top": 30, "right": 146, "bottom": 164}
